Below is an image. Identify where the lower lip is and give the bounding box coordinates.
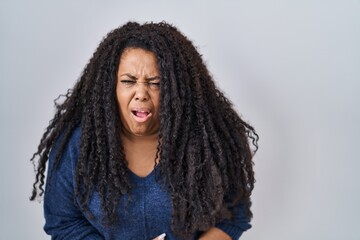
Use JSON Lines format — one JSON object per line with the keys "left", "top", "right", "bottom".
{"left": 132, "top": 112, "right": 152, "bottom": 123}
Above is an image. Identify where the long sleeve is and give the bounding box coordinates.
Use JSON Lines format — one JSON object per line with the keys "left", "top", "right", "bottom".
{"left": 43, "top": 128, "right": 104, "bottom": 240}
{"left": 214, "top": 201, "right": 252, "bottom": 240}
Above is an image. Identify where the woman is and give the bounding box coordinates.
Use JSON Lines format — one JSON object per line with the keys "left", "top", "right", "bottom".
{"left": 30, "top": 21, "right": 258, "bottom": 240}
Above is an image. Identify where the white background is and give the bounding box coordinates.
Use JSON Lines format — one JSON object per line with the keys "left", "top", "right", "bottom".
{"left": 1, "top": 0, "right": 359, "bottom": 239}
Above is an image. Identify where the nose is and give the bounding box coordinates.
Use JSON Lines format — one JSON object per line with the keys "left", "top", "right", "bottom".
{"left": 134, "top": 82, "right": 149, "bottom": 102}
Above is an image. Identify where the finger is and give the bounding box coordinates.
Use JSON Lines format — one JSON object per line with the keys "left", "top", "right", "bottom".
{"left": 153, "top": 233, "right": 166, "bottom": 240}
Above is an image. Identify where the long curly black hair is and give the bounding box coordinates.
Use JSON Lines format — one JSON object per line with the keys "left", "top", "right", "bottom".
{"left": 30, "top": 21, "right": 258, "bottom": 237}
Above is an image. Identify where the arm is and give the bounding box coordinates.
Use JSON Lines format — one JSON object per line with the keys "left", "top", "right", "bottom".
{"left": 199, "top": 227, "right": 232, "bottom": 240}
{"left": 43, "top": 129, "right": 104, "bottom": 240}
{"left": 200, "top": 201, "right": 252, "bottom": 240}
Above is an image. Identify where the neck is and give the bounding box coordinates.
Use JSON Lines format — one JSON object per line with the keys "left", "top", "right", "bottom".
{"left": 120, "top": 130, "right": 160, "bottom": 176}
{"left": 121, "top": 130, "right": 159, "bottom": 146}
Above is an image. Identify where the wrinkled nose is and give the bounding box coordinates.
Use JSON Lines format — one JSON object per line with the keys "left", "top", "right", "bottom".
{"left": 134, "top": 83, "right": 149, "bottom": 102}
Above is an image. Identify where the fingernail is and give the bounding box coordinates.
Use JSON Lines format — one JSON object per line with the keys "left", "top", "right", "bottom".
{"left": 158, "top": 233, "right": 166, "bottom": 239}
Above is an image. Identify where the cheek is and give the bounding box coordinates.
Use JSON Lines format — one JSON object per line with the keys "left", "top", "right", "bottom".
{"left": 152, "top": 92, "right": 160, "bottom": 110}
{"left": 115, "top": 91, "right": 130, "bottom": 129}
{"left": 116, "top": 91, "right": 131, "bottom": 113}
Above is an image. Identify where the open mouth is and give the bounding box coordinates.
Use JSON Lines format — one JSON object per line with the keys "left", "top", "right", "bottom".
{"left": 131, "top": 109, "right": 153, "bottom": 123}
{"left": 132, "top": 110, "right": 150, "bottom": 118}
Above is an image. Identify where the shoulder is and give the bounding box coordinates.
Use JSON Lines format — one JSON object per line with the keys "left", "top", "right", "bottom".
{"left": 67, "top": 126, "right": 81, "bottom": 151}
{"left": 70, "top": 126, "right": 81, "bottom": 142}
{"left": 48, "top": 126, "right": 82, "bottom": 171}
{"left": 45, "top": 127, "right": 82, "bottom": 198}
{"left": 52, "top": 126, "right": 81, "bottom": 153}
{"left": 65, "top": 126, "right": 81, "bottom": 148}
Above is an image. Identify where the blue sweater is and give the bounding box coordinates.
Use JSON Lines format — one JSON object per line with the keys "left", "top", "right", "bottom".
{"left": 44, "top": 127, "right": 251, "bottom": 239}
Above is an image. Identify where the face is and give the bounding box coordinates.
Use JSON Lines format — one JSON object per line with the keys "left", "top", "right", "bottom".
{"left": 116, "top": 48, "right": 161, "bottom": 137}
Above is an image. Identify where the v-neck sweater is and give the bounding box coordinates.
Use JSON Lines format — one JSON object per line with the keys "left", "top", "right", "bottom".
{"left": 43, "top": 127, "right": 251, "bottom": 239}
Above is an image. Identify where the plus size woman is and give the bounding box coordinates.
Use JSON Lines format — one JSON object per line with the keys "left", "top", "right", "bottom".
{"left": 30, "top": 21, "right": 258, "bottom": 240}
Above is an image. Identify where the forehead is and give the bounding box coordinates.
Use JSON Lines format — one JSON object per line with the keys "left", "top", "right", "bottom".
{"left": 118, "top": 48, "right": 159, "bottom": 75}
{"left": 120, "top": 48, "right": 157, "bottom": 64}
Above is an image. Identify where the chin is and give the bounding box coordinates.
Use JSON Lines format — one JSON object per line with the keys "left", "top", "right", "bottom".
{"left": 130, "top": 128, "right": 152, "bottom": 136}
{"left": 125, "top": 123, "right": 159, "bottom": 137}
{"left": 132, "top": 131, "right": 147, "bottom": 136}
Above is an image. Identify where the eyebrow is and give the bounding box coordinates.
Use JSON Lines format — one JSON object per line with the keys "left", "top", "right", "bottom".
{"left": 119, "top": 73, "right": 160, "bottom": 81}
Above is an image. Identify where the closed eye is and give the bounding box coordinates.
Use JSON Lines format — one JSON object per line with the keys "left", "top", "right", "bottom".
{"left": 148, "top": 82, "right": 160, "bottom": 87}
{"left": 119, "top": 79, "right": 160, "bottom": 90}
{"left": 120, "top": 80, "right": 136, "bottom": 86}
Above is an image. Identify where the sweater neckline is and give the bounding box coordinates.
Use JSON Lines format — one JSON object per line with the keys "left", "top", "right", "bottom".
{"left": 128, "top": 164, "right": 159, "bottom": 182}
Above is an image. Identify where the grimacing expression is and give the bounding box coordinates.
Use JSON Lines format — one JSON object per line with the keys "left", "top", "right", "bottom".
{"left": 116, "top": 48, "right": 161, "bottom": 137}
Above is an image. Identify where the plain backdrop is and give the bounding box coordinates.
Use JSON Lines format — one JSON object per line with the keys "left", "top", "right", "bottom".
{"left": 1, "top": 0, "right": 359, "bottom": 239}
